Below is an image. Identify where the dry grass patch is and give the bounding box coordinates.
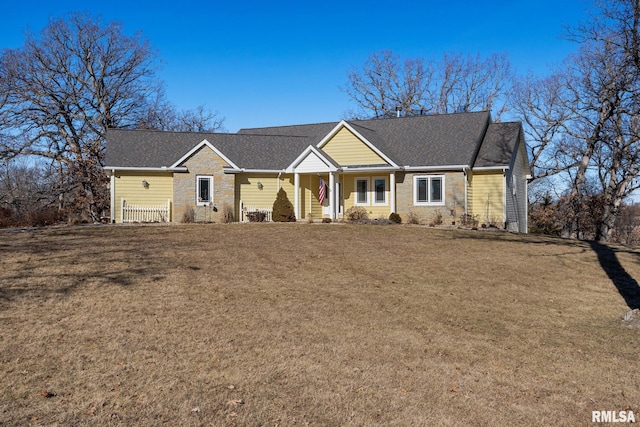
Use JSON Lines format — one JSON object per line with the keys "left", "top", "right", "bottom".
{"left": 0, "top": 224, "right": 638, "bottom": 426}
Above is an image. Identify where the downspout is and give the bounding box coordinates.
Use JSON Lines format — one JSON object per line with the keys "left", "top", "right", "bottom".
{"left": 503, "top": 170, "right": 507, "bottom": 228}
{"left": 464, "top": 167, "right": 469, "bottom": 215}
{"left": 110, "top": 170, "right": 115, "bottom": 223}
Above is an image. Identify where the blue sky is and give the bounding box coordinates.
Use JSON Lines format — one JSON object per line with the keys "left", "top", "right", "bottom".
{"left": 1, "top": 0, "right": 592, "bottom": 132}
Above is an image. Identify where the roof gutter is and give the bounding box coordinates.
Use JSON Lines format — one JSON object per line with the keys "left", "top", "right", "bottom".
{"left": 403, "top": 165, "right": 468, "bottom": 172}
{"left": 223, "top": 168, "right": 285, "bottom": 174}
{"left": 472, "top": 166, "right": 509, "bottom": 172}
{"left": 340, "top": 165, "right": 401, "bottom": 173}
{"left": 103, "top": 166, "right": 188, "bottom": 172}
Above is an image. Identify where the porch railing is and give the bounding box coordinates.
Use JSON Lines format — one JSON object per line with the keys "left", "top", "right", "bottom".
{"left": 121, "top": 198, "right": 171, "bottom": 223}
{"left": 240, "top": 200, "right": 272, "bottom": 222}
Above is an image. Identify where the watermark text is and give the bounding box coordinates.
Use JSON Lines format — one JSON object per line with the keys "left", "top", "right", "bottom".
{"left": 592, "top": 410, "right": 636, "bottom": 423}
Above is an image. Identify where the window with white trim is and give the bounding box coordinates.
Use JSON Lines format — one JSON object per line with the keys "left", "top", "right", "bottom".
{"left": 355, "top": 178, "right": 369, "bottom": 205}
{"left": 414, "top": 175, "right": 444, "bottom": 205}
{"left": 373, "top": 177, "right": 387, "bottom": 205}
{"left": 196, "top": 175, "right": 214, "bottom": 206}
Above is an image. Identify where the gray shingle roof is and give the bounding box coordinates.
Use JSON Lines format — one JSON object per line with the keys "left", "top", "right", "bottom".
{"left": 104, "top": 129, "right": 315, "bottom": 170}
{"left": 105, "top": 111, "right": 521, "bottom": 171}
{"left": 348, "top": 111, "right": 491, "bottom": 166}
{"left": 474, "top": 122, "right": 523, "bottom": 168}
{"left": 105, "top": 129, "right": 210, "bottom": 168}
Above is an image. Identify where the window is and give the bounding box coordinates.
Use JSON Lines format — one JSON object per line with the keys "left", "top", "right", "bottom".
{"left": 373, "top": 177, "right": 387, "bottom": 205}
{"left": 355, "top": 178, "right": 369, "bottom": 205}
{"left": 197, "top": 175, "right": 213, "bottom": 206}
{"left": 414, "top": 175, "right": 444, "bottom": 205}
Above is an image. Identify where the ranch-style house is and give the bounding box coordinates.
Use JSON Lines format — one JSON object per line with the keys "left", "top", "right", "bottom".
{"left": 104, "top": 110, "right": 530, "bottom": 232}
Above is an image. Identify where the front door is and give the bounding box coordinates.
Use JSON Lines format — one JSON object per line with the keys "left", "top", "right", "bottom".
{"left": 322, "top": 180, "right": 331, "bottom": 217}
{"left": 321, "top": 181, "right": 343, "bottom": 218}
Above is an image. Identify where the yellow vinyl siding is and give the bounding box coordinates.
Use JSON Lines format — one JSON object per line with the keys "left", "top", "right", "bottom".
{"left": 114, "top": 172, "right": 173, "bottom": 223}
{"left": 294, "top": 175, "right": 323, "bottom": 220}
{"left": 236, "top": 173, "right": 295, "bottom": 214}
{"left": 238, "top": 175, "right": 279, "bottom": 208}
{"left": 305, "top": 175, "right": 320, "bottom": 219}
{"left": 470, "top": 172, "right": 504, "bottom": 225}
{"left": 342, "top": 174, "right": 390, "bottom": 218}
{"left": 322, "top": 127, "right": 387, "bottom": 166}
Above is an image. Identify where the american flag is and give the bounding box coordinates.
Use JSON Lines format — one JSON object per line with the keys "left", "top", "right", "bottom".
{"left": 318, "top": 177, "right": 326, "bottom": 205}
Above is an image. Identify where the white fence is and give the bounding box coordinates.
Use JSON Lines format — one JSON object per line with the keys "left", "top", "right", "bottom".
{"left": 121, "top": 199, "right": 171, "bottom": 223}
{"left": 240, "top": 201, "right": 272, "bottom": 222}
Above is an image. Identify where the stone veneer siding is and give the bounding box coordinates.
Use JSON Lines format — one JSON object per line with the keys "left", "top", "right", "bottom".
{"left": 173, "top": 147, "right": 236, "bottom": 223}
{"left": 395, "top": 171, "right": 466, "bottom": 225}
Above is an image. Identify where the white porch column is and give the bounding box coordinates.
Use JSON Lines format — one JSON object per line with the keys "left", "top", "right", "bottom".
{"left": 294, "top": 172, "right": 300, "bottom": 220}
{"left": 390, "top": 171, "right": 396, "bottom": 214}
{"left": 329, "top": 172, "right": 336, "bottom": 219}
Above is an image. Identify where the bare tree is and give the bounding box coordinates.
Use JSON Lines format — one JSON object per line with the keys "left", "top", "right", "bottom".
{"left": 510, "top": 72, "right": 574, "bottom": 180}
{"left": 0, "top": 158, "right": 62, "bottom": 226}
{"left": 136, "top": 96, "right": 225, "bottom": 133}
{"left": 0, "top": 13, "right": 195, "bottom": 221}
{"left": 344, "top": 50, "right": 513, "bottom": 120}
{"left": 577, "top": 0, "right": 640, "bottom": 241}
{"left": 561, "top": 0, "right": 640, "bottom": 240}
{"left": 434, "top": 52, "right": 512, "bottom": 118}
{"left": 512, "top": 0, "right": 640, "bottom": 241}
{"left": 344, "top": 50, "right": 433, "bottom": 118}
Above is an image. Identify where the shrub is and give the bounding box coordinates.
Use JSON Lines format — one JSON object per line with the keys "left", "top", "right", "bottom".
{"left": 406, "top": 210, "right": 420, "bottom": 224}
{"left": 459, "top": 213, "right": 479, "bottom": 228}
{"left": 345, "top": 206, "right": 368, "bottom": 222}
{"left": 272, "top": 188, "right": 296, "bottom": 222}
{"left": 528, "top": 194, "right": 562, "bottom": 236}
{"left": 429, "top": 209, "right": 443, "bottom": 227}
{"left": 182, "top": 206, "right": 195, "bottom": 223}
{"left": 322, "top": 217, "right": 332, "bottom": 223}
{"left": 221, "top": 202, "right": 234, "bottom": 224}
{"left": 246, "top": 211, "right": 266, "bottom": 222}
{"left": 0, "top": 206, "right": 13, "bottom": 228}
{"left": 389, "top": 212, "right": 402, "bottom": 224}
{"left": 28, "top": 207, "right": 63, "bottom": 227}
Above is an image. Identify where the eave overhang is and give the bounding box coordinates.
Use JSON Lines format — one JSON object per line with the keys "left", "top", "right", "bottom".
{"left": 472, "top": 166, "right": 509, "bottom": 172}
{"left": 223, "top": 168, "right": 283, "bottom": 174}
{"left": 103, "top": 166, "right": 188, "bottom": 172}
{"left": 403, "top": 165, "right": 468, "bottom": 172}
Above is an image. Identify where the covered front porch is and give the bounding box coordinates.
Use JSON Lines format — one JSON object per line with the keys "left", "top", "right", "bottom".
{"left": 292, "top": 170, "right": 398, "bottom": 221}
{"left": 288, "top": 145, "right": 398, "bottom": 221}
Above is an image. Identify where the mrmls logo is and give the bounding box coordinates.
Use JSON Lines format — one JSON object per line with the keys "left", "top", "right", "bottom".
{"left": 592, "top": 410, "right": 636, "bottom": 423}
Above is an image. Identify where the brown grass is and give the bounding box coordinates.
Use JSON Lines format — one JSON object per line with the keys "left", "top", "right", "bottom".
{"left": 0, "top": 223, "right": 638, "bottom": 426}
